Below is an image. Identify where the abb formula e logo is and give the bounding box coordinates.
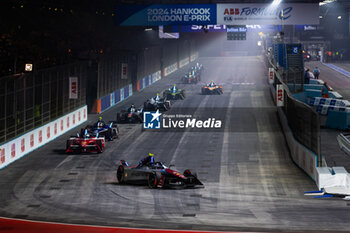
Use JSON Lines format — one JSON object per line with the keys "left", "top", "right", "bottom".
{"left": 224, "top": 8, "right": 240, "bottom": 15}
{"left": 222, "top": 6, "right": 292, "bottom": 21}
{"left": 1, "top": 148, "right": 5, "bottom": 164}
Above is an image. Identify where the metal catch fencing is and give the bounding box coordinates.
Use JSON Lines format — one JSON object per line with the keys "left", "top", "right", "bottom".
{"left": 0, "top": 62, "right": 87, "bottom": 144}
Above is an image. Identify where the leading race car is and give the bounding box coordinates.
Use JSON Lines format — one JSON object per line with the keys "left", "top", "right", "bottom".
{"left": 116, "top": 159, "right": 203, "bottom": 189}
{"left": 66, "top": 129, "right": 105, "bottom": 154}
{"left": 163, "top": 84, "right": 185, "bottom": 100}
{"left": 116, "top": 105, "right": 143, "bottom": 123}
{"left": 201, "top": 81, "right": 223, "bottom": 95}
{"left": 86, "top": 118, "right": 119, "bottom": 141}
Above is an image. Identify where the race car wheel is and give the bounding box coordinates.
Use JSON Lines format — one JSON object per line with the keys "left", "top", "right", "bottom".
{"left": 112, "top": 128, "right": 118, "bottom": 139}
{"left": 148, "top": 172, "right": 160, "bottom": 188}
{"left": 66, "top": 140, "right": 71, "bottom": 153}
{"left": 181, "top": 91, "right": 185, "bottom": 99}
{"left": 116, "top": 113, "right": 122, "bottom": 123}
{"left": 164, "top": 102, "right": 171, "bottom": 110}
{"left": 96, "top": 140, "right": 103, "bottom": 153}
{"left": 117, "top": 165, "right": 125, "bottom": 184}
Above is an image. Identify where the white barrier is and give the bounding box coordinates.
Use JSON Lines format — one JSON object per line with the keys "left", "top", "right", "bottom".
{"left": 316, "top": 167, "right": 350, "bottom": 196}
{"left": 190, "top": 52, "right": 199, "bottom": 62}
{"left": 151, "top": 70, "right": 161, "bottom": 83}
{"left": 278, "top": 108, "right": 318, "bottom": 181}
{"left": 163, "top": 62, "right": 178, "bottom": 77}
{"left": 178, "top": 57, "right": 190, "bottom": 69}
{"left": 0, "top": 106, "right": 88, "bottom": 170}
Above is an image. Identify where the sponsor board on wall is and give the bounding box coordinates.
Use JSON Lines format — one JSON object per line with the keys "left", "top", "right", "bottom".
{"left": 176, "top": 24, "right": 281, "bottom": 32}
{"left": 276, "top": 84, "right": 284, "bottom": 107}
{"left": 69, "top": 77, "right": 78, "bottom": 99}
{"left": 217, "top": 4, "right": 319, "bottom": 25}
{"left": 115, "top": 4, "right": 217, "bottom": 26}
{"left": 115, "top": 4, "right": 319, "bottom": 26}
{"left": 268, "top": 68, "right": 274, "bottom": 84}
{"left": 164, "top": 63, "right": 178, "bottom": 77}
{"left": 0, "top": 106, "right": 88, "bottom": 170}
{"left": 121, "top": 63, "right": 128, "bottom": 79}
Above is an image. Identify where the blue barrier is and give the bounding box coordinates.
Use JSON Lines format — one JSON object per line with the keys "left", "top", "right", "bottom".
{"left": 322, "top": 63, "right": 350, "bottom": 78}
{"left": 100, "top": 84, "right": 133, "bottom": 112}
{"left": 309, "top": 97, "right": 350, "bottom": 107}
{"left": 101, "top": 95, "right": 111, "bottom": 112}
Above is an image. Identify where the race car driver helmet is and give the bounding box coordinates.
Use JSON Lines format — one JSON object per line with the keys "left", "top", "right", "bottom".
{"left": 149, "top": 153, "right": 154, "bottom": 156}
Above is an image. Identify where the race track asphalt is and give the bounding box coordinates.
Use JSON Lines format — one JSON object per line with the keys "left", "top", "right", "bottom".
{"left": 1, "top": 56, "right": 350, "bottom": 232}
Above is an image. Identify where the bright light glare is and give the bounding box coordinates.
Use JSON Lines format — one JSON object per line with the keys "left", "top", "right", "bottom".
{"left": 25, "top": 64, "right": 33, "bottom": 72}
{"left": 319, "top": 0, "right": 336, "bottom": 6}
{"left": 337, "top": 16, "right": 342, "bottom": 19}
{"left": 144, "top": 28, "right": 153, "bottom": 31}
{"left": 319, "top": 16, "right": 323, "bottom": 18}
{"left": 257, "top": 41, "right": 262, "bottom": 46}
{"left": 272, "top": 0, "right": 282, "bottom": 5}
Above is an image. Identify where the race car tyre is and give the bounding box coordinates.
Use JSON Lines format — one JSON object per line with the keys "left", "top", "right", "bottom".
{"left": 165, "top": 101, "right": 171, "bottom": 110}
{"left": 116, "top": 113, "right": 121, "bottom": 123}
{"left": 66, "top": 140, "right": 71, "bottom": 153}
{"left": 117, "top": 165, "right": 125, "bottom": 184}
{"left": 181, "top": 91, "right": 185, "bottom": 99}
{"left": 148, "top": 172, "right": 160, "bottom": 188}
{"left": 96, "top": 140, "right": 103, "bottom": 153}
{"left": 107, "top": 128, "right": 113, "bottom": 141}
{"left": 112, "top": 128, "right": 118, "bottom": 139}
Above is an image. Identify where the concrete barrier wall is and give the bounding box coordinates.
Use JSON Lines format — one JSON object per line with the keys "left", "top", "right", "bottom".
{"left": 178, "top": 57, "right": 190, "bottom": 69}
{"left": 98, "top": 84, "right": 133, "bottom": 113}
{"left": 190, "top": 52, "right": 199, "bottom": 63}
{"left": 0, "top": 106, "right": 88, "bottom": 170}
{"left": 162, "top": 62, "right": 178, "bottom": 77}
{"left": 137, "top": 70, "right": 161, "bottom": 91}
{"left": 268, "top": 73, "right": 318, "bottom": 181}
{"left": 277, "top": 108, "right": 318, "bottom": 181}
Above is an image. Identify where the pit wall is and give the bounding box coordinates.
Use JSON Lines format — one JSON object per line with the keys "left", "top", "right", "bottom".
{"left": 277, "top": 107, "right": 318, "bottom": 181}
{"left": 0, "top": 106, "right": 88, "bottom": 170}
{"left": 269, "top": 75, "right": 318, "bottom": 181}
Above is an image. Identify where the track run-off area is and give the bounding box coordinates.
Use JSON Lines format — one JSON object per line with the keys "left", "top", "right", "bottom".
{"left": 1, "top": 56, "right": 350, "bottom": 232}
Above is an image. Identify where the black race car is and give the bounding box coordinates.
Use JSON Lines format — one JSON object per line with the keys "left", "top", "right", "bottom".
{"left": 117, "top": 160, "right": 203, "bottom": 189}
{"left": 144, "top": 97, "right": 170, "bottom": 112}
{"left": 163, "top": 87, "right": 185, "bottom": 100}
{"left": 116, "top": 107, "right": 143, "bottom": 123}
{"left": 86, "top": 121, "right": 119, "bottom": 141}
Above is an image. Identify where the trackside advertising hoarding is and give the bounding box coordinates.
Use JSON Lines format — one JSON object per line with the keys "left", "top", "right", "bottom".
{"left": 114, "top": 4, "right": 319, "bottom": 26}
{"left": 115, "top": 4, "right": 217, "bottom": 26}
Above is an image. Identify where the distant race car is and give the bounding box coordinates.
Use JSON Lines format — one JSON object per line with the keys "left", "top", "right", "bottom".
{"left": 163, "top": 87, "right": 185, "bottom": 100}
{"left": 86, "top": 121, "right": 119, "bottom": 141}
{"left": 144, "top": 98, "right": 170, "bottom": 112}
{"left": 201, "top": 83, "right": 223, "bottom": 95}
{"left": 66, "top": 129, "right": 105, "bottom": 154}
{"left": 116, "top": 107, "right": 143, "bottom": 123}
{"left": 117, "top": 160, "right": 203, "bottom": 189}
{"left": 182, "top": 74, "right": 199, "bottom": 84}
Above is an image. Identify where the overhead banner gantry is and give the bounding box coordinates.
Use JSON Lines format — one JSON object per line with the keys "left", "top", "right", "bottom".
{"left": 114, "top": 4, "right": 319, "bottom": 26}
